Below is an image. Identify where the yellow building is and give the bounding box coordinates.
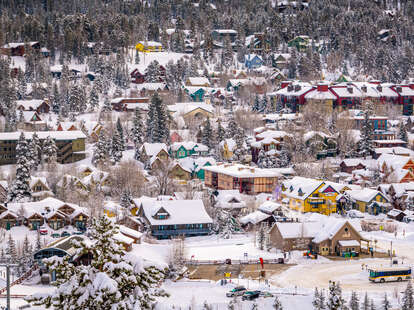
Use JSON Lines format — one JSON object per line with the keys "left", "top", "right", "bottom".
{"left": 344, "top": 189, "right": 390, "bottom": 215}
{"left": 281, "top": 177, "right": 341, "bottom": 216}
{"left": 103, "top": 201, "right": 122, "bottom": 218}
{"left": 135, "top": 41, "right": 162, "bottom": 52}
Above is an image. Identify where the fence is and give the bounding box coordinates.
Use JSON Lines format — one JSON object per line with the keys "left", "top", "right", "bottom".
{"left": 0, "top": 264, "right": 38, "bottom": 295}
{"left": 185, "top": 258, "right": 284, "bottom": 266}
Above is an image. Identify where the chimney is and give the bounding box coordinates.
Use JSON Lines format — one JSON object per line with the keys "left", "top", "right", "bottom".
{"left": 281, "top": 81, "right": 291, "bottom": 89}
{"left": 317, "top": 83, "right": 329, "bottom": 92}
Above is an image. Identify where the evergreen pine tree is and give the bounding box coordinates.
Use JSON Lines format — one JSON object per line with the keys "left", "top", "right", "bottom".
{"left": 216, "top": 120, "right": 225, "bottom": 143}
{"left": 349, "top": 291, "right": 359, "bottom": 310}
{"left": 88, "top": 84, "right": 100, "bottom": 111}
{"left": 116, "top": 117, "right": 125, "bottom": 152}
{"left": 398, "top": 121, "right": 408, "bottom": 142}
{"left": 226, "top": 112, "right": 239, "bottom": 139}
{"left": 102, "top": 97, "right": 112, "bottom": 112}
{"left": 362, "top": 292, "right": 369, "bottom": 310}
{"left": 273, "top": 296, "right": 283, "bottom": 310}
{"left": 252, "top": 94, "right": 261, "bottom": 112}
{"left": 256, "top": 223, "right": 266, "bottom": 250}
{"left": 42, "top": 136, "right": 58, "bottom": 164}
{"left": 135, "top": 49, "right": 140, "bottom": 64}
{"left": 132, "top": 108, "right": 144, "bottom": 160}
{"left": 402, "top": 281, "right": 414, "bottom": 310}
{"left": 233, "top": 126, "right": 246, "bottom": 161}
{"left": 358, "top": 110, "right": 374, "bottom": 158}
{"left": 201, "top": 117, "right": 213, "bottom": 150}
{"left": 27, "top": 216, "right": 167, "bottom": 309}
{"left": 28, "top": 132, "right": 42, "bottom": 170}
{"left": 8, "top": 133, "right": 32, "bottom": 202}
{"left": 145, "top": 60, "right": 161, "bottom": 83}
{"left": 6, "top": 234, "right": 17, "bottom": 261}
{"left": 110, "top": 131, "right": 123, "bottom": 164}
{"left": 146, "top": 92, "right": 169, "bottom": 143}
{"left": 370, "top": 299, "right": 376, "bottom": 310}
{"left": 382, "top": 293, "right": 390, "bottom": 310}
{"left": 120, "top": 189, "right": 132, "bottom": 210}
{"left": 92, "top": 129, "right": 109, "bottom": 167}
{"left": 327, "top": 281, "right": 347, "bottom": 310}
{"left": 52, "top": 83, "right": 61, "bottom": 114}
{"left": 313, "top": 288, "right": 326, "bottom": 310}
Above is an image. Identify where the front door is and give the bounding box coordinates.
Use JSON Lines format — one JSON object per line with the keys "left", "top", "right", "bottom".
{"left": 6, "top": 222, "right": 10, "bottom": 230}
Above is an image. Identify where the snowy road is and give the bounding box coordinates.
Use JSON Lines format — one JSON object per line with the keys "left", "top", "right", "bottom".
{"left": 271, "top": 230, "right": 414, "bottom": 293}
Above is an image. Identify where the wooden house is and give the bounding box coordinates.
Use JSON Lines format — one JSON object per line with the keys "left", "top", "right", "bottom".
{"left": 345, "top": 188, "right": 390, "bottom": 215}
{"left": 186, "top": 77, "right": 211, "bottom": 87}
{"left": 0, "top": 211, "right": 18, "bottom": 230}
{"left": 170, "top": 162, "right": 192, "bottom": 181}
{"left": 135, "top": 41, "right": 163, "bottom": 53}
{"left": 244, "top": 54, "right": 264, "bottom": 70}
{"left": 16, "top": 99, "right": 50, "bottom": 114}
{"left": 204, "top": 164, "right": 279, "bottom": 195}
{"left": 287, "top": 35, "right": 310, "bottom": 51}
{"left": 130, "top": 69, "right": 146, "bottom": 84}
{"left": 138, "top": 199, "right": 213, "bottom": 239}
{"left": 1, "top": 42, "right": 40, "bottom": 56}
{"left": 46, "top": 211, "right": 68, "bottom": 230}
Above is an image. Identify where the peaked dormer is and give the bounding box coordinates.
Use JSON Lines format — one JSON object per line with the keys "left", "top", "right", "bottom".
{"left": 298, "top": 188, "right": 304, "bottom": 196}
{"left": 153, "top": 207, "right": 170, "bottom": 220}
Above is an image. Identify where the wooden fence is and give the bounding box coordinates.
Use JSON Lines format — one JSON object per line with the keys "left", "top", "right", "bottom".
{"left": 185, "top": 258, "right": 283, "bottom": 266}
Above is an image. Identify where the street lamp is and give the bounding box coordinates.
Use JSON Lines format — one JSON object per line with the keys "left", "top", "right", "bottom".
{"left": 0, "top": 262, "right": 19, "bottom": 310}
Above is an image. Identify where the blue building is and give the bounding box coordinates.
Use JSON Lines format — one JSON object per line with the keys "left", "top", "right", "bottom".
{"left": 244, "top": 54, "right": 264, "bottom": 69}
{"left": 138, "top": 199, "right": 213, "bottom": 239}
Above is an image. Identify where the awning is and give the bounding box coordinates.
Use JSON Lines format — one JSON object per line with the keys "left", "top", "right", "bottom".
{"left": 338, "top": 240, "right": 360, "bottom": 247}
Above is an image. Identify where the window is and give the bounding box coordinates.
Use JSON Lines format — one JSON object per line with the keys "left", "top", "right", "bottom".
{"left": 178, "top": 150, "right": 186, "bottom": 157}
{"left": 344, "top": 227, "right": 349, "bottom": 233}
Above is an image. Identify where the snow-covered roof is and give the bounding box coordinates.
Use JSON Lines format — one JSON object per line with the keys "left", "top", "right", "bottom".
{"left": 187, "top": 77, "right": 210, "bottom": 86}
{"left": 258, "top": 201, "right": 282, "bottom": 214}
{"left": 168, "top": 102, "right": 214, "bottom": 115}
{"left": 304, "top": 88, "right": 337, "bottom": 100}
{"left": 282, "top": 176, "right": 324, "bottom": 200}
{"left": 134, "top": 83, "right": 167, "bottom": 91}
{"left": 0, "top": 131, "right": 86, "bottom": 141}
{"left": 119, "top": 225, "right": 142, "bottom": 240}
{"left": 338, "top": 240, "right": 360, "bottom": 247}
{"left": 140, "top": 142, "right": 168, "bottom": 157}
{"left": 142, "top": 199, "right": 213, "bottom": 226}
{"left": 303, "top": 131, "right": 330, "bottom": 142}
{"left": 345, "top": 188, "right": 387, "bottom": 203}
{"left": 16, "top": 99, "right": 46, "bottom": 110}
{"left": 213, "top": 29, "right": 237, "bottom": 34}
{"left": 204, "top": 164, "right": 281, "bottom": 178}
{"left": 239, "top": 211, "right": 271, "bottom": 225}
{"left": 275, "top": 222, "right": 320, "bottom": 239}
{"left": 138, "top": 41, "right": 162, "bottom": 47}
{"left": 377, "top": 154, "right": 413, "bottom": 171}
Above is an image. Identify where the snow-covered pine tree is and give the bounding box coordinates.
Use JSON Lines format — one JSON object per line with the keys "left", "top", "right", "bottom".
{"left": 216, "top": 120, "right": 225, "bottom": 143}
{"left": 201, "top": 117, "right": 213, "bottom": 150}
{"left": 146, "top": 92, "right": 169, "bottom": 143}
{"left": 273, "top": 296, "right": 283, "bottom": 310}
{"left": 251, "top": 302, "right": 258, "bottom": 310}
{"left": 68, "top": 84, "right": 87, "bottom": 114}
{"left": 226, "top": 112, "right": 239, "bottom": 139}
{"left": 145, "top": 60, "right": 161, "bottom": 83}
{"left": 313, "top": 288, "right": 326, "bottom": 310}
{"left": 252, "top": 94, "right": 261, "bottom": 112}
{"left": 28, "top": 132, "right": 42, "bottom": 169}
{"left": 132, "top": 108, "right": 144, "bottom": 160}
{"left": 215, "top": 209, "right": 241, "bottom": 239}
{"left": 52, "top": 83, "right": 61, "bottom": 114}
{"left": 261, "top": 95, "right": 269, "bottom": 113}
{"left": 382, "top": 293, "right": 390, "bottom": 310}
{"left": 5, "top": 234, "right": 17, "bottom": 261}
{"left": 402, "top": 281, "right": 414, "bottom": 310}
{"left": 27, "top": 216, "right": 167, "bottom": 309}
{"left": 256, "top": 223, "right": 266, "bottom": 250}
{"left": 116, "top": 117, "right": 125, "bottom": 152}
{"left": 202, "top": 300, "right": 211, "bottom": 310}
{"left": 88, "top": 84, "right": 99, "bottom": 112}
{"left": 257, "top": 149, "right": 267, "bottom": 168}
{"left": 370, "top": 299, "right": 376, "bottom": 310}
{"left": 120, "top": 189, "right": 132, "bottom": 210}
{"left": 101, "top": 97, "right": 112, "bottom": 112}
{"left": 92, "top": 129, "right": 109, "bottom": 167}
{"left": 398, "top": 121, "right": 408, "bottom": 142}
{"left": 362, "top": 292, "right": 369, "bottom": 310}
{"left": 233, "top": 126, "right": 247, "bottom": 161}
{"left": 42, "top": 136, "right": 58, "bottom": 164}
{"left": 35, "top": 230, "right": 41, "bottom": 252}
{"left": 349, "top": 291, "right": 359, "bottom": 310}
{"left": 327, "top": 281, "right": 347, "bottom": 310}
{"left": 8, "top": 133, "right": 32, "bottom": 202}
{"left": 110, "top": 130, "right": 123, "bottom": 164}
{"left": 278, "top": 144, "right": 292, "bottom": 168}
{"left": 358, "top": 110, "right": 374, "bottom": 158}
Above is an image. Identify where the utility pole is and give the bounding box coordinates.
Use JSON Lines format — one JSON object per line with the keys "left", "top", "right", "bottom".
{"left": 390, "top": 241, "right": 393, "bottom": 267}
{"left": 0, "top": 262, "right": 19, "bottom": 310}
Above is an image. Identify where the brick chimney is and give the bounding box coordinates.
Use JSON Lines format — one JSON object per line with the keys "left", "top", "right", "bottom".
{"left": 317, "top": 83, "right": 329, "bottom": 92}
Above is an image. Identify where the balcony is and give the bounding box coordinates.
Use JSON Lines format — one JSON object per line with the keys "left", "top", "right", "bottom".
{"left": 308, "top": 197, "right": 325, "bottom": 205}
{"left": 151, "top": 228, "right": 211, "bottom": 237}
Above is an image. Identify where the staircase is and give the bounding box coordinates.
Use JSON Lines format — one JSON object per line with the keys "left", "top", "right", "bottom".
{"left": 0, "top": 264, "right": 38, "bottom": 295}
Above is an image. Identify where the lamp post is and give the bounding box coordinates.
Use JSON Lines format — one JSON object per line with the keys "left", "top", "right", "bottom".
{"left": 0, "top": 262, "right": 19, "bottom": 310}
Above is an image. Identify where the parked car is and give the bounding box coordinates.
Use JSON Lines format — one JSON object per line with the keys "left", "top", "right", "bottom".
{"left": 242, "top": 291, "right": 261, "bottom": 301}
{"left": 347, "top": 210, "right": 364, "bottom": 218}
{"left": 60, "top": 231, "right": 70, "bottom": 237}
{"left": 226, "top": 286, "right": 246, "bottom": 297}
{"left": 73, "top": 230, "right": 84, "bottom": 235}
{"left": 259, "top": 291, "right": 274, "bottom": 298}
{"left": 39, "top": 226, "right": 48, "bottom": 235}
{"left": 51, "top": 233, "right": 60, "bottom": 238}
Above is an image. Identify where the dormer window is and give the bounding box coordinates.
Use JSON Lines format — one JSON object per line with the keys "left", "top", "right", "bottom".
{"left": 289, "top": 186, "right": 293, "bottom": 192}
{"left": 298, "top": 188, "right": 304, "bottom": 196}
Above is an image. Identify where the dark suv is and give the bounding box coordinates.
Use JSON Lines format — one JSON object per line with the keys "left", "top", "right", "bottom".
{"left": 242, "top": 291, "right": 261, "bottom": 301}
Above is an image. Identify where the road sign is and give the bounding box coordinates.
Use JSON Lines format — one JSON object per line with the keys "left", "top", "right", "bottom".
{"left": 225, "top": 272, "right": 231, "bottom": 278}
